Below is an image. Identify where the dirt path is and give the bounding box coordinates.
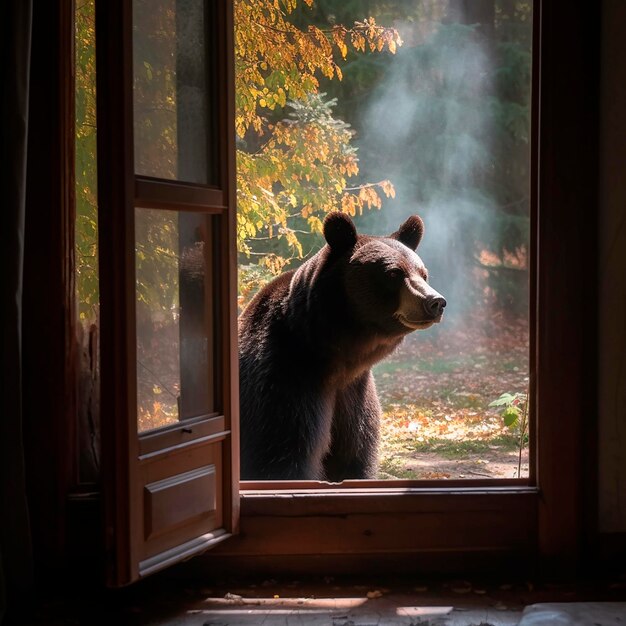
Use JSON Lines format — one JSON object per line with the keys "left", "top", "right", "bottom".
{"left": 378, "top": 446, "right": 530, "bottom": 480}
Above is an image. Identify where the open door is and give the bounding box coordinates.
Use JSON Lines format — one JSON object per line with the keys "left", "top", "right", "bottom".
{"left": 96, "top": 0, "right": 239, "bottom": 586}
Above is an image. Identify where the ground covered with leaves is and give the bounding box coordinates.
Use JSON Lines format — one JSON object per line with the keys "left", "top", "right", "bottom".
{"left": 374, "top": 310, "right": 529, "bottom": 480}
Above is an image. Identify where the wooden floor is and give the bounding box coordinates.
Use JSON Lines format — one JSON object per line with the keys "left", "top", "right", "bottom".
{"left": 156, "top": 592, "right": 523, "bottom": 625}
{"left": 9, "top": 576, "right": 626, "bottom": 625}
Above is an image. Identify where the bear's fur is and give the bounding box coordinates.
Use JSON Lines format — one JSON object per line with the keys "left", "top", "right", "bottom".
{"left": 239, "top": 213, "right": 445, "bottom": 481}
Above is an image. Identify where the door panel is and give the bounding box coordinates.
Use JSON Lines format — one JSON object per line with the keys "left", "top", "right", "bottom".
{"left": 97, "top": 0, "right": 238, "bottom": 586}
{"left": 139, "top": 440, "right": 224, "bottom": 561}
{"left": 144, "top": 465, "right": 218, "bottom": 540}
{"left": 138, "top": 414, "right": 226, "bottom": 457}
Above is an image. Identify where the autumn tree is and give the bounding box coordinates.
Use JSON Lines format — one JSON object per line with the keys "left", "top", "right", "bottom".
{"left": 235, "top": 0, "right": 401, "bottom": 303}
{"left": 75, "top": 0, "right": 401, "bottom": 314}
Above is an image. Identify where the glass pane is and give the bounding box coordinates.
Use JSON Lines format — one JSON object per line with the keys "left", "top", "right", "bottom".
{"left": 236, "top": 0, "right": 532, "bottom": 480}
{"left": 75, "top": 0, "right": 101, "bottom": 482}
{"left": 135, "top": 208, "right": 216, "bottom": 433}
{"left": 133, "top": 0, "right": 214, "bottom": 184}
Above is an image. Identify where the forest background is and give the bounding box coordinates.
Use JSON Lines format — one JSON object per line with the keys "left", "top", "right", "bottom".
{"left": 75, "top": 0, "right": 532, "bottom": 478}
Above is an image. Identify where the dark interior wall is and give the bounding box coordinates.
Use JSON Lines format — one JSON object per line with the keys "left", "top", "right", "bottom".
{"left": 22, "top": 0, "right": 74, "bottom": 575}
{"left": 3, "top": 3, "right": 622, "bottom": 593}
{"left": 598, "top": 0, "right": 626, "bottom": 533}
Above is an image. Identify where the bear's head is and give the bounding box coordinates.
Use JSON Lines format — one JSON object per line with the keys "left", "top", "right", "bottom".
{"left": 323, "top": 211, "right": 446, "bottom": 336}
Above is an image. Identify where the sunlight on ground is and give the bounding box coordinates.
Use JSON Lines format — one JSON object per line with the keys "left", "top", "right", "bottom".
{"left": 375, "top": 308, "right": 529, "bottom": 480}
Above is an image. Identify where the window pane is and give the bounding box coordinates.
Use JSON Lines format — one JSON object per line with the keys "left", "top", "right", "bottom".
{"left": 135, "top": 208, "right": 216, "bottom": 433}
{"left": 236, "top": 0, "right": 532, "bottom": 480}
{"left": 133, "top": 0, "right": 214, "bottom": 184}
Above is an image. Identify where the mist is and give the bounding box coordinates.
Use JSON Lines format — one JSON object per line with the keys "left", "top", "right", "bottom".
{"left": 353, "top": 5, "right": 530, "bottom": 325}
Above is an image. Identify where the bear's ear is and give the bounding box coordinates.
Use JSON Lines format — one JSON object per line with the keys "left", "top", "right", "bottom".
{"left": 390, "top": 215, "right": 424, "bottom": 251}
{"left": 323, "top": 211, "right": 358, "bottom": 253}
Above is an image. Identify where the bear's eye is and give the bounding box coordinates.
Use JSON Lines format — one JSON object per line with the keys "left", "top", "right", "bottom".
{"left": 388, "top": 269, "right": 403, "bottom": 281}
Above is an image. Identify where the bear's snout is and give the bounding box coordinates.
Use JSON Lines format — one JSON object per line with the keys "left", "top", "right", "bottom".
{"left": 397, "top": 275, "right": 446, "bottom": 324}
{"left": 424, "top": 295, "right": 446, "bottom": 320}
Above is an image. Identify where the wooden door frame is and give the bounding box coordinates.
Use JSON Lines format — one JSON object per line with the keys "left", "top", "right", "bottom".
{"left": 534, "top": 0, "right": 600, "bottom": 572}
{"left": 95, "top": 0, "right": 136, "bottom": 585}
{"left": 31, "top": 0, "right": 600, "bottom": 582}
{"left": 196, "top": 0, "right": 601, "bottom": 576}
{"left": 22, "top": 0, "right": 77, "bottom": 576}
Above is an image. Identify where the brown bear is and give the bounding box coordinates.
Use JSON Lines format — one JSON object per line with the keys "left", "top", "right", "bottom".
{"left": 239, "top": 212, "right": 445, "bottom": 481}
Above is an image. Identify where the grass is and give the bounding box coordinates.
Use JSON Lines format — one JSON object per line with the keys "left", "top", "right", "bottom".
{"left": 378, "top": 457, "right": 418, "bottom": 479}
{"left": 373, "top": 353, "right": 481, "bottom": 376}
{"left": 408, "top": 434, "right": 519, "bottom": 458}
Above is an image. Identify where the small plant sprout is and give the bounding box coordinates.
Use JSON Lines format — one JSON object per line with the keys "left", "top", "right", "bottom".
{"left": 489, "top": 391, "right": 529, "bottom": 477}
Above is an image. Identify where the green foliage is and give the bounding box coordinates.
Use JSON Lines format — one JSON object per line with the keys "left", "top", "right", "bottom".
{"left": 235, "top": 0, "right": 401, "bottom": 302}
{"left": 489, "top": 391, "right": 526, "bottom": 428}
{"left": 75, "top": 0, "right": 98, "bottom": 321}
{"left": 75, "top": 0, "right": 401, "bottom": 312}
{"left": 490, "top": 389, "right": 529, "bottom": 476}
{"left": 237, "top": 93, "right": 395, "bottom": 275}
{"left": 489, "top": 389, "right": 523, "bottom": 406}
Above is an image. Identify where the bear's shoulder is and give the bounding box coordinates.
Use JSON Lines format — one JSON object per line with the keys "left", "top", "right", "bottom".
{"left": 240, "top": 269, "right": 295, "bottom": 331}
